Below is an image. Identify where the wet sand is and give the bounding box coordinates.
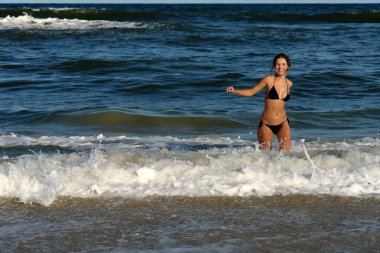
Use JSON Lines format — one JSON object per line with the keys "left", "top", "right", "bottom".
{"left": 0, "top": 196, "right": 379, "bottom": 252}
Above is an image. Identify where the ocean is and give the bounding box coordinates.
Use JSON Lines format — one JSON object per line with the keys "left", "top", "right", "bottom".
{"left": 0, "top": 3, "right": 379, "bottom": 252}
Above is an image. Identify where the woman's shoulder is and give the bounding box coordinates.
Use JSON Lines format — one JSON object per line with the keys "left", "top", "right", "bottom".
{"left": 262, "top": 74, "right": 275, "bottom": 83}
{"left": 286, "top": 78, "right": 293, "bottom": 88}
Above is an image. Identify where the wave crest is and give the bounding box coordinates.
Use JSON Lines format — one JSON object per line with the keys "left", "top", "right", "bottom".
{"left": 0, "top": 13, "right": 162, "bottom": 30}
{"left": 0, "top": 134, "right": 379, "bottom": 206}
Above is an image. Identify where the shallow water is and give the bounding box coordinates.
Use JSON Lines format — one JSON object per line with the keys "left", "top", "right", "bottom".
{"left": 1, "top": 196, "right": 379, "bottom": 252}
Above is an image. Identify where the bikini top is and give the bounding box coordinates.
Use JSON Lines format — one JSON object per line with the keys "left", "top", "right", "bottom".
{"left": 266, "top": 77, "right": 290, "bottom": 102}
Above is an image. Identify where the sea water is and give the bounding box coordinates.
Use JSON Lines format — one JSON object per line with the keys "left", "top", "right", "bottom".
{"left": 0, "top": 3, "right": 379, "bottom": 252}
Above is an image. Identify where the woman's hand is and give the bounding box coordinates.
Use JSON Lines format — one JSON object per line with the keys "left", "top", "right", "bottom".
{"left": 226, "top": 86, "right": 235, "bottom": 93}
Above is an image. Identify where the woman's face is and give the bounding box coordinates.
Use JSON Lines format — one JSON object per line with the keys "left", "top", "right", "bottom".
{"left": 275, "top": 57, "right": 288, "bottom": 76}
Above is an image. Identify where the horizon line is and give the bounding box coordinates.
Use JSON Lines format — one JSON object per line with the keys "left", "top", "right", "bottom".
{"left": 1, "top": 0, "right": 380, "bottom": 4}
{"left": 0, "top": 2, "right": 379, "bottom": 4}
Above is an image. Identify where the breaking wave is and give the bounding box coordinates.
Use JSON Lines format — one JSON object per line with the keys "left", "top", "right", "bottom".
{"left": 0, "top": 133, "right": 379, "bottom": 206}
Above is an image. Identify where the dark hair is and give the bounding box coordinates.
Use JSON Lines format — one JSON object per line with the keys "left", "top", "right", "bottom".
{"left": 272, "top": 53, "right": 291, "bottom": 70}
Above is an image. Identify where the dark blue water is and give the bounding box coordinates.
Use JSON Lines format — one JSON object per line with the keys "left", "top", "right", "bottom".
{"left": 0, "top": 4, "right": 380, "bottom": 252}
{"left": 0, "top": 4, "right": 379, "bottom": 140}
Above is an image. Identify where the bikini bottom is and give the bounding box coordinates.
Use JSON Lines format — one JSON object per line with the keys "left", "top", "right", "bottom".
{"left": 258, "top": 118, "right": 289, "bottom": 135}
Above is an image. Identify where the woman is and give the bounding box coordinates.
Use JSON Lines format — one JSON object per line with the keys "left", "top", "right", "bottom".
{"left": 226, "top": 53, "right": 293, "bottom": 152}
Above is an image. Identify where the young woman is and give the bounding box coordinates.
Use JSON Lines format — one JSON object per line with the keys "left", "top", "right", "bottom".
{"left": 226, "top": 53, "right": 293, "bottom": 152}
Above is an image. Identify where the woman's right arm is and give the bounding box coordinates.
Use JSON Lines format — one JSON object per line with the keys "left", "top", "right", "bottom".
{"left": 226, "top": 76, "right": 268, "bottom": 97}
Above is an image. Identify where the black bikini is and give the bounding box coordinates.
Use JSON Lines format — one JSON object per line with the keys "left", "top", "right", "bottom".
{"left": 259, "top": 77, "right": 290, "bottom": 135}
{"left": 266, "top": 78, "right": 290, "bottom": 102}
{"left": 259, "top": 119, "right": 290, "bottom": 135}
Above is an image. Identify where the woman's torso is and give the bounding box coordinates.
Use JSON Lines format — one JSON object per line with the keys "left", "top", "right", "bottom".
{"left": 261, "top": 75, "right": 290, "bottom": 125}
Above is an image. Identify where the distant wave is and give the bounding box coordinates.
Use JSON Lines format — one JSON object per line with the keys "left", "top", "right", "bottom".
{"left": 0, "top": 13, "right": 164, "bottom": 30}
{"left": 0, "top": 6, "right": 162, "bottom": 21}
{"left": 1, "top": 5, "right": 379, "bottom": 25}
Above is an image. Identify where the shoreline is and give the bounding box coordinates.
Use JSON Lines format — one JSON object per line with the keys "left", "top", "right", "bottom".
{"left": 1, "top": 195, "right": 379, "bottom": 252}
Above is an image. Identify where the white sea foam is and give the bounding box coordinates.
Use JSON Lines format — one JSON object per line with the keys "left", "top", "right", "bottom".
{"left": 0, "top": 13, "right": 160, "bottom": 30}
{"left": 0, "top": 133, "right": 379, "bottom": 206}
